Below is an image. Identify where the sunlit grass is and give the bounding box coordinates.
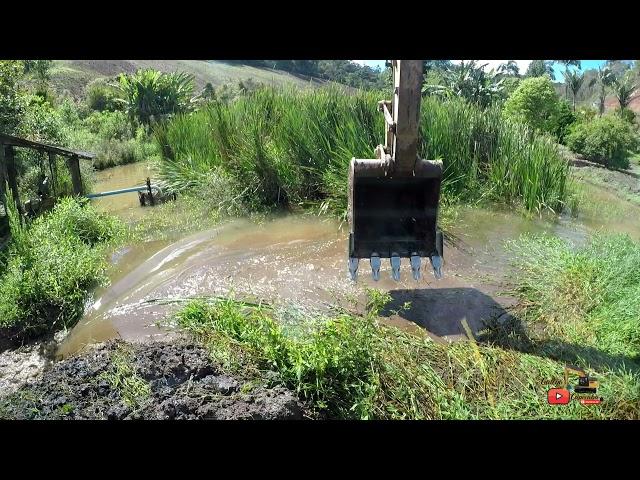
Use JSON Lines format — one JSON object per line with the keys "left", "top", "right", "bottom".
{"left": 155, "top": 87, "right": 570, "bottom": 217}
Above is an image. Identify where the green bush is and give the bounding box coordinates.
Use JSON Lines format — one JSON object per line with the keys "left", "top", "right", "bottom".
{"left": 553, "top": 99, "right": 577, "bottom": 144}
{"left": 503, "top": 76, "right": 561, "bottom": 136}
{"left": 85, "top": 79, "right": 120, "bottom": 112}
{"left": 566, "top": 114, "right": 639, "bottom": 169}
{"left": 619, "top": 107, "right": 637, "bottom": 126}
{"left": 81, "top": 110, "right": 131, "bottom": 141}
{"left": 64, "top": 110, "right": 158, "bottom": 170}
{"left": 0, "top": 197, "right": 124, "bottom": 341}
{"left": 17, "top": 94, "right": 68, "bottom": 145}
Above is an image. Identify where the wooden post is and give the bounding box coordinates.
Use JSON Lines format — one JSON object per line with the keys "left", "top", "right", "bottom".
{"left": 67, "top": 154, "right": 83, "bottom": 196}
{"left": 4, "top": 145, "right": 22, "bottom": 213}
{"left": 146, "top": 177, "right": 155, "bottom": 206}
{"left": 0, "top": 142, "right": 6, "bottom": 212}
{"left": 48, "top": 151, "right": 57, "bottom": 196}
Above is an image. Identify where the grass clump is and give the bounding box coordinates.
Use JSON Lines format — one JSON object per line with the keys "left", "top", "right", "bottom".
{"left": 175, "top": 290, "right": 639, "bottom": 419}
{"left": 100, "top": 345, "right": 151, "bottom": 409}
{"left": 156, "top": 87, "right": 569, "bottom": 217}
{"left": 0, "top": 196, "right": 125, "bottom": 342}
{"left": 507, "top": 233, "right": 640, "bottom": 362}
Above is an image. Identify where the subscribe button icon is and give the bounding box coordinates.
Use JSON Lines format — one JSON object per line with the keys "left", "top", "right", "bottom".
{"left": 548, "top": 388, "right": 571, "bottom": 405}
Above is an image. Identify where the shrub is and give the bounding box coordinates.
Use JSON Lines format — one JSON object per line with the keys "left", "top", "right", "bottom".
{"left": 503, "top": 76, "right": 561, "bottom": 136}
{"left": 65, "top": 110, "right": 158, "bottom": 170}
{"left": 17, "top": 94, "right": 68, "bottom": 145}
{"left": 619, "top": 107, "right": 637, "bottom": 126}
{"left": 85, "top": 79, "right": 120, "bottom": 112}
{"left": 0, "top": 197, "right": 124, "bottom": 341}
{"left": 566, "top": 114, "right": 639, "bottom": 169}
{"left": 553, "top": 99, "right": 577, "bottom": 144}
{"left": 576, "top": 105, "right": 597, "bottom": 124}
{"left": 81, "top": 110, "right": 131, "bottom": 141}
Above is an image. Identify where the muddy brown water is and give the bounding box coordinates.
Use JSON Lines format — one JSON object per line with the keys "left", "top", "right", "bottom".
{"left": 90, "top": 162, "right": 157, "bottom": 221}
{"left": 57, "top": 165, "right": 640, "bottom": 358}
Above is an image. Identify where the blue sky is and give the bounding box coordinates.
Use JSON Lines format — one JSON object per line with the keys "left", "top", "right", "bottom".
{"left": 352, "top": 60, "right": 613, "bottom": 82}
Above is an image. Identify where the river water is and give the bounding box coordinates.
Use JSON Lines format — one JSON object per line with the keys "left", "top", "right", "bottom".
{"left": 56, "top": 163, "right": 640, "bottom": 357}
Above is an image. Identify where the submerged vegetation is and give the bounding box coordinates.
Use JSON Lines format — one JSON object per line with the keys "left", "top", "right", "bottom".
{"left": 156, "top": 87, "right": 570, "bottom": 216}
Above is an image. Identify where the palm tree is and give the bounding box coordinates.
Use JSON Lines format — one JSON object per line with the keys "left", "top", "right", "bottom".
{"left": 556, "top": 60, "right": 581, "bottom": 100}
{"left": 611, "top": 73, "right": 638, "bottom": 112}
{"left": 588, "top": 67, "right": 615, "bottom": 116}
{"left": 563, "top": 69, "right": 585, "bottom": 111}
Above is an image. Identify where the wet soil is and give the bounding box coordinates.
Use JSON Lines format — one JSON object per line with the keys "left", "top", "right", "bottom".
{"left": 0, "top": 340, "right": 304, "bottom": 420}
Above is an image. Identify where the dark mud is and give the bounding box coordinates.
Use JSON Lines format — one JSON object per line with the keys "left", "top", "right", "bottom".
{"left": 0, "top": 340, "right": 305, "bottom": 420}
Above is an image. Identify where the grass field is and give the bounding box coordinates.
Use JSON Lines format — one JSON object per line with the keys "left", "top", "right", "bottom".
{"left": 50, "top": 60, "right": 325, "bottom": 98}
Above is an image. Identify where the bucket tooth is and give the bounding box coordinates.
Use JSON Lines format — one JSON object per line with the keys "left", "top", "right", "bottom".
{"left": 430, "top": 255, "right": 443, "bottom": 280}
{"left": 390, "top": 254, "right": 401, "bottom": 281}
{"left": 370, "top": 253, "right": 381, "bottom": 281}
{"left": 410, "top": 254, "right": 421, "bottom": 281}
{"left": 348, "top": 257, "right": 359, "bottom": 281}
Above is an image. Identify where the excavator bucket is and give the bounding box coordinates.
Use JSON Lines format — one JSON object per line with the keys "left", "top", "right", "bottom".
{"left": 347, "top": 60, "right": 443, "bottom": 282}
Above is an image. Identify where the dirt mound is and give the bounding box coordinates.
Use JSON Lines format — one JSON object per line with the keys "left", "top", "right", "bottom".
{"left": 0, "top": 341, "right": 304, "bottom": 420}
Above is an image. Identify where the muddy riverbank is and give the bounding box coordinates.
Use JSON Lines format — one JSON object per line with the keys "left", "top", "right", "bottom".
{"left": 3, "top": 161, "right": 640, "bottom": 413}
{"left": 0, "top": 340, "right": 305, "bottom": 420}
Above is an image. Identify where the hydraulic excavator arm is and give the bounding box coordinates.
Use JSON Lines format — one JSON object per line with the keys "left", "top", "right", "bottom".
{"left": 348, "top": 60, "right": 443, "bottom": 282}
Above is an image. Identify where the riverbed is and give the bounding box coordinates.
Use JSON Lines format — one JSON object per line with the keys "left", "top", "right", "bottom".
{"left": 52, "top": 163, "right": 640, "bottom": 358}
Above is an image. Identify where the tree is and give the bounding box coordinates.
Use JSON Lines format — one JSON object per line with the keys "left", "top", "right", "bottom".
{"left": 611, "top": 73, "right": 638, "bottom": 112}
{"left": 423, "top": 60, "right": 453, "bottom": 74}
{"left": 201, "top": 82, "right": 215, "bottom": 100}
{"left": 0, "top": 60, "right": 26, "bottom": 135}
{"left": 563, "top": 69, "right": 585, "bottom": 111}
{"left": 503, "top": 76, "right": 561, "bottom": 134}
{"left": 423, "top": 61, "right": 504, "bottom": 108}
{"left": 498, "top": 60, "right": 520, "bottom": 77}
{"left": 605, "top": 60, "right": 632, "bottom": 77}
{"left": 588, "top": 66, "right": 615, "bottom": 116}
{"left": 525, "top": 60, "right": 555, "bottom": 80}
{"left": 556, "top": 60, "right": 581, "bottom": 100}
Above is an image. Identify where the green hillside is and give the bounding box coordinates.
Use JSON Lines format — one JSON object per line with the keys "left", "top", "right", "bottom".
{"left": 50, "top": 60, "right": 326, "bottom": 98}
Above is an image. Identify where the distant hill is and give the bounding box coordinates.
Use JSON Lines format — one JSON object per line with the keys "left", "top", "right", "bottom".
{"left": 50, "top": 60, "right": 327, "bottom": 98}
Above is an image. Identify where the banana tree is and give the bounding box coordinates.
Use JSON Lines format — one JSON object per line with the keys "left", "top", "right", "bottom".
{"left": 422, "top": 60, "right": 504, "bottom": 108}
